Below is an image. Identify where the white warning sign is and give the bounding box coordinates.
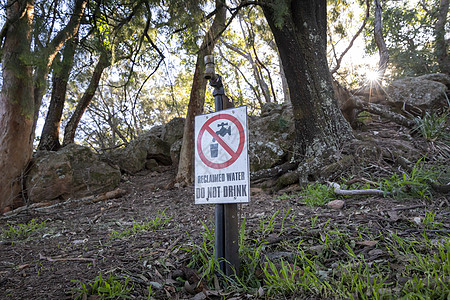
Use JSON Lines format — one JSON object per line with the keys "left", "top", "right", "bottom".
{"left": 195, "top": 106, "right": 250, "bottom": 204}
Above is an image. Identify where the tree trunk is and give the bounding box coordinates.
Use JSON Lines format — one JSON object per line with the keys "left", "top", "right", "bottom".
{"left": 62, "top": 53, "right": 110, "bottom": 146}
{"left": 262, "top": 0, "right": 353, "bottom": 183}
{"left": 38, "top": 36, "right": 78, "bottom": 151}
{"left": 435, "top": 0, "right": 449, "bottom": 75}
{"left": 239, "top": 19, "right": 271, "bottom": 103}
{"left": 0, "top": 0, "right": 34, "bottom": 210}
{"left": 374, "top": 0, "right": 389, "bottom": 79}
{"left": 32, "top": 0, "right": 87, "bottom": 133}
{"left": 278, "top": 52, "right": 290, "bottom": 103}
{"left": 176, "top": 0, "right": 226, "bottom": 184}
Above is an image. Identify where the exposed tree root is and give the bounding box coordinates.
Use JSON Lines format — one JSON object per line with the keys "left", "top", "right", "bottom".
{"left": 328, "top": 182, "right": 389, "bottom": 197}
{"left": 354, "top": 97, "right": 416, "bottom": 128}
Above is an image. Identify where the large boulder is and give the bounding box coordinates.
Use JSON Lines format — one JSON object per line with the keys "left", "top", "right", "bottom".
{"left": 161, "top": 117, "right": 185, "bottom": 146}
{"left": 147, "top": 124, "right": 164, "bottom": 138}
{"left": 140, "top": 133, "right": 172, "bottom": 165}
{"left": 387, "top": 76, "right": 448, "bottom": 109}
{"left": 170, "top": 138, "right": 183, "bottom": 166}
{"left": 26, "top": 151, "right": 73, "bottom": 202}
{"left": 107, "top": 139, "right": 148, "bottom": 174}
{"left": 248, "top": 103, "right": 295, "bottom": 172}
{"left": 417, "top": 73, "right": 450, "bottom": 88}
{"left": 107, "top": 133, "right": 172, "bottom": 174}
{"left": 26, "top": 144, "right": 121, "bottom": 203}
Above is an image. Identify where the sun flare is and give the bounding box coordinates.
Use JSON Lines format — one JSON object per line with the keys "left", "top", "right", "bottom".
{"left": 365, "top": 69, "right": 380, "bottom": 82}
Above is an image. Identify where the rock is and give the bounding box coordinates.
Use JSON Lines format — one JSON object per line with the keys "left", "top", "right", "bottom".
{"left": 57, "top": 144, "right": 121, "bottom": 198}
{"left": 139, "top": 133, "right": 172, "bottom": 165}
{"left": 108, "top": 140, "right": 148, "bottom": 174}
{"left": 261, "top": 102, "right": 282, "bottom": 117}
{"left": 327, "top": 200, "right": 345, "bottom": 209}
{"left": 27, "top": 144, "right": 121, "bottom": 203}
{"left": 26, "top": 151, "right": 73, "bottom": 202}
{"left": 107, "top": 133, "right": 172, "bottom": 174}
{"left": 170, "top": 138, "right": 183, "bottom": 166}
{"left": 248, "top": 103, "right": 295, "bottom": 172}
{"left": 417, "top": 73, "right": 450, "bottom": 88}
{"left": 387, "top": 77, "right": 448, "bottom": 109}
{"left": 147, "top": 124, "right": 164, "bottom": 138}
{"left": 145, "top": 158, "right": 158, "bottom": 170}
{"left": 161, "top": 117, "right": 185, "bottom": 146}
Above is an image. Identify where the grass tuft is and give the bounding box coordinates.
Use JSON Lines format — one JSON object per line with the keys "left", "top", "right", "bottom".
{"left": 413, "top": 111, "right": 449, "bottom": 142}
{"left": 110, "top": 210, "right": 172, "bottom": 239}
{"left": 1, "top": 219, "right": 47, "bottom": 240}
{"left": 72, "top": 273, "right": 133, "bottom": 299}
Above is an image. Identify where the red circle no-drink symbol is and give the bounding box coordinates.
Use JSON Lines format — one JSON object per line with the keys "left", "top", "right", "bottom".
{"left": 197, "top": 114, "right": 245, "bottom": 169}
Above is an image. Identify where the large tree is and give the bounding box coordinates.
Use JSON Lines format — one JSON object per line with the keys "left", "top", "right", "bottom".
{"left": 176, "top": 0, "right": 227, "bottom": 184}
{"left": 38, "top": 36, "right": 78, "bottom": 151}
{"left": 261, "top": 0, "right": 353, "bottom": 184}
{"left": 0, "top": 0, "right": 34, "bottom": 210}
{"left": 435, "top": 0, "right": 449, "bottom": 74}
{"left": 0, "top": 0, "right": 86, "bottom": 211}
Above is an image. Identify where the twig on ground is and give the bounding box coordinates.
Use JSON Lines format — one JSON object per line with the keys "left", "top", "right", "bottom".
{"left": 328, "top": 182, "right": 389, "bottom": 197}
{"left": 39, "top": 253, "right": 96, "bottom": 266}
{"left": 390, "top": 204, "right": 426, "bottom": 211}
{"left": 345, "top": 177, "right": 379, "bottom": 187}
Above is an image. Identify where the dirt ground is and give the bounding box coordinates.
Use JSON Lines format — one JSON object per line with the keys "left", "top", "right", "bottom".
{"left": 0, "top": 117, "right": 449, "bottom": 300}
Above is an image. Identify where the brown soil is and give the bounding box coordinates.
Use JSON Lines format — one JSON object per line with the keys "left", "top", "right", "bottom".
{"left": 0, "top": 117, "right": 449, "bottom": 300}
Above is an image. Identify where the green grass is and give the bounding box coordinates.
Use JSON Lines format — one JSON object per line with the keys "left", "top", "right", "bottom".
{"left": 1, "top": 219, "right": 47, "bottom": 240}
{"left": 110, "top": 210, "right": 172, "bottom": 239}
{"left": 301, "top": 183, "right": 336, "bottom": 206}
{"left": 413, "top": 111, "right": 449, "bottom": 142}
{"left": 277, "top": 183, "right": 337, "bottom": 207}
{"left": 182, "top": 221, "right": 217, "bottom": 283}
{"left": 183, "top": 209, "right": 450, "bottom": 299}
{"left": 72, "top": 273, "right": 133, "bottom": 299}
{"left": 378, "top": 157, "right": 438, "bottom": 199}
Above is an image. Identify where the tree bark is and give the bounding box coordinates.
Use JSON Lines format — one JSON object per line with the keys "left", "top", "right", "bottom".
{"left": 262, "top": 0, "right": 353, "bottom": 184}
{"left": 38, "top": 36, "right": 78, "bottom": 151}
{"left": 435, "top": 0, "right": 449, "bottom": 75}
{"left": 278, "top": 52, "right": 290, "bottom": 103}
{"left": 62, "top": 53, "right": 110, "bottom": 146}
{"left": 176, "top": 0, "right": 227, "bottom": 184}
{"left": 0, "top": 0, "right": 34, "bottom": 210}
{"left": 374, "top": 0, "right": 389, "bottom": 79}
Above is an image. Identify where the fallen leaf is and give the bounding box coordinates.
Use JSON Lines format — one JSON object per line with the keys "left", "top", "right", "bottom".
{"left": 368, "top": 249, "right": 383, "bottom": 257}
{"left": 17, "top": 264, "right": 31, "bottom": 270}
{"left": 387, "top": 211, "right": 399, "bottom": 221}
{"left": 189, "top": 291, "right": 206, "bottom": 300}
{"left": 356, "top": 240, "right": 378, "bottom": 247}
{"left": 258, "top": 286, "right": 265, "bottom": 297}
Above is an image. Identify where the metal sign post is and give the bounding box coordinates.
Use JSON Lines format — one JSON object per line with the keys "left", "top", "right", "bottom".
{"left": 194, "top": 55, "right": 250, "bottom": 277}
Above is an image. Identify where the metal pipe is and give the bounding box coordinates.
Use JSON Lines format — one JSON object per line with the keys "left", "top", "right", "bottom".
{"left": 205, "top": 55, "right": 226, "bottom": 275}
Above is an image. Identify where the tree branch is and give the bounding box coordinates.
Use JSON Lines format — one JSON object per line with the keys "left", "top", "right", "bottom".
{"left": 331, "top": 0, "right": 370, "bottom": 74}
{"left": 328, "top": 182, "right": 388, "bottom": 196}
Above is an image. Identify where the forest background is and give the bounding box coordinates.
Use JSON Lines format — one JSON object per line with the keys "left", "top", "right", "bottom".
{"left": 0, "top": 0, "right": 448, "bottom": 210}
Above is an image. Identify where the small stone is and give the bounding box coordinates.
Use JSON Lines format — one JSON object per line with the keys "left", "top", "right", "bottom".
{"left": 327, "top": 200, "right": 345, "bottom": 209}
{"left": 145, "top": 159, "right": 158, "bottom": 170}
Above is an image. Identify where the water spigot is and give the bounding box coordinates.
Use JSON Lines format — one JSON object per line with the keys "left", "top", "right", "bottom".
{"left": 204, "top": 55, "right": 216, "bottom": 80}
